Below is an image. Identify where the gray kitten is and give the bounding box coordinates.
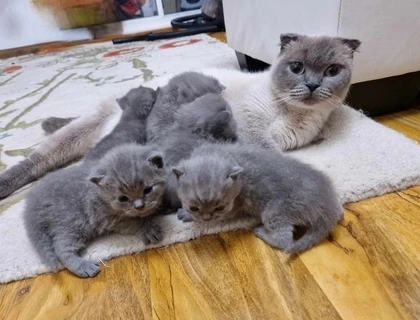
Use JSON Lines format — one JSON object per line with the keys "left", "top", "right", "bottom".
{"left": 24, "top": 144, "right": 166, "bottom": 278}
{"left": 173, "top": 143, "right": 343, "bottom": 254}
{"left": 150, "top": 93, "right": 237, "bottom": 210}
{"left": 40, "top": 85, "right": 155, "bottom": 136}
{"left": 0, "top": 86, "right": 156, "bottom": 199}
{"left": 146, "top": 71, "right": 226, "bottom": 141}
{"left": 84, "top": 86, "right": 156, "bottom": 163}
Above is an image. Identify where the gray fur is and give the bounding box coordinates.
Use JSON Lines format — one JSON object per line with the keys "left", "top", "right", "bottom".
{"left": 146, "top": 71, "right": 225, "bottom": 141}
{"left": 272, "top": 33, "right": 361, "bottom": 107}
{"left": 173, "top": 143, "right": 343, "bottom": 254}
{"left": 42, "top": 117, "right": 76, "bottom": 135}
{"left": 150, "top": 93, "right": 237, "bottom": 210}
{"left": 0, "top": 101, "right": 116, "bottom": 199}
{"left": 0, "top": 86, "right": 155, "bottom": 199}
{"left": 24, "top": 144, "right": 166, "bottom": 278}
{"left": 84, "top": 86, "right": 156, "bottom": 163}
{"left": 40, "top": 85, "right": 156, "bottom": 135}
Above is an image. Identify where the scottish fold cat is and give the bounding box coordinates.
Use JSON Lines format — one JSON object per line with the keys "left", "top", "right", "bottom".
{"left": 173, "top": 143, "right": 343, "bottom": 254}
{"left": 24, "top": 144, "right": 166, "bottom": 278}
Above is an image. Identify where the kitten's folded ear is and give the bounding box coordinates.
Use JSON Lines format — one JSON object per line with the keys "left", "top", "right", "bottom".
{"left": 88, "top": 171, "right": 105, "bottom": 185}
{"left": 228, "top": 166, "right": 243, "bottom": 180}
{"left": 218, "top": 83, "right": 226, "bottom": 93}
{"left": 215, "top": 110, "right": 232, "bottom": 123}
{"left": 339, "top": 38, "right": 361, "bottom": 56}
{"left": 172, "top": 167, "right": 184, "bottom": 180}
{"left": 147, "top": 152, "right": 164, "bottom": 169}
{"left": 280, "top": 33, "right": 301, "bottom": 52}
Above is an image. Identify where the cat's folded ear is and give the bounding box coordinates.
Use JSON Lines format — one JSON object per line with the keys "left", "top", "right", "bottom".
{"left": 217, "top": 83, "right": 226, "bottom": 93}
{"left": 228, "top": 166, "right": 243, "bottom": 180}
{"left": 279, "top": 33, "right": 302, "bottom": 52}
{"left": 339, "top": 38, "right": 361, "bottom": 56}
{"left": 215, "top": 110, "right": 232, "bottom": 123}
{"left": 88, "top": 171, "right": 105, "bottom": 185}
{"left": 172, "top": 167, "right": 184, "bottom": 180}
{"left": 147, "top": 152, "right": 164, "bottom": 169}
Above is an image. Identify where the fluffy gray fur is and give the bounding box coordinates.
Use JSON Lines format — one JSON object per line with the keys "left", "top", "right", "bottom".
{"left": 149, "top": 93, "right": 237, "bottom": 210}
{"left": 24, "top": 144, "right": 166, "bottom": 278}
{"left": 173, "top": 143, "right": 343, "bottom": 254}
{"left": 146, "top": 71, "right": 225, "bottom": 141}
{"left": 42, "top": 116, "right": 76, "bottom": 135}
{"left": 83, "top": 86, "right": 156, "bottom": 163}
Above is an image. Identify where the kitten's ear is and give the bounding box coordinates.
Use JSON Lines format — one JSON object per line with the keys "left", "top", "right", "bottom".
{"left": 228, "top": 166, "right": 243, "bottom": 180}
{"left": 147, "top": 152, "right": 164, "bottom": 169}
{"left": 117, "top": 98, "right": 129, "bottom": 111}
{"left": 88, "top": 173, "right": 105, "bottom": 185}
{"left": 280, "top": 33, "right": 301, "bottom": 52}
{"left": 215, "top": 110, "right": 232, "bottom": 123}
{"left": 172, "top": 167, "right": 184, "bottom": 180}
{"left": 339, "top": 38, "right": 361, "bottom": 55}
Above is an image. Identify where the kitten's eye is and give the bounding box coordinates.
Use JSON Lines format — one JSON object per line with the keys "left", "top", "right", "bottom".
{"left": 144, "top": 186, "right": 153, "bottom": 195}
{"left": 325, "top": 64, "right": 341, "bottom": 77}
{"left": 215, "top": 205, "right": 225, "bottom": 212}
{"left": 118, "top": 195, "right": 129, "bottom": 203}
{"left": 289, "top": 62, "right": 305, "bottom": 74}
{"left": 189, "top": 206, "right": 199, "bottom": 212}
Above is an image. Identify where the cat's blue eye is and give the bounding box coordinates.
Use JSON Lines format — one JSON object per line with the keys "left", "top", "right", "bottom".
{"left": 289, "top": 62, "right": 305, "bottom": 75}
{"left": 215, "top": 205, "right": 225, "bottom": 212}
{"left": 189, "top": 206, "right": 199, "bottom": 212}
{"left": 118, "top": 195, "right": 130, "bottom": 203}
{"left": 325, "top": 64, "right": 342, "bottom": 77}
{"left": 144, "top": 186, "right": 153, "bottom": 195}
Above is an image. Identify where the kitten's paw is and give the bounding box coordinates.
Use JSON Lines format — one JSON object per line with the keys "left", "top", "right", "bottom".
{"left": 71, "top": 260, "right": 100, "bottom": 278}
{"left": 142, "top": 223, "right": 163, "bottom": 245}
{"left": 177, "top": 209, "right": 193, "bottom": 222}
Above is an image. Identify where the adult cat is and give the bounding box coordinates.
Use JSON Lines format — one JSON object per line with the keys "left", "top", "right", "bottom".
{"left": 0, "top": 33, "right": 360, "bottom": 198}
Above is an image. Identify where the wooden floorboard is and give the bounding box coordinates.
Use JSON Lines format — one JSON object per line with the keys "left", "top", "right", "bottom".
{"left": 1, "top": 32, "right": 420, "bottom": 320}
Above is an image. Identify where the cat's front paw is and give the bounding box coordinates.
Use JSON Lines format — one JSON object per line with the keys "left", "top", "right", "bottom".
{"left": 177, "top": 209, "right": 193, "bottom": 222}
{"left": 141, "top": 222, "right": 163, "bottom": 245}
{"left": 71, "top": 260, "right": 100, "bottom": 278}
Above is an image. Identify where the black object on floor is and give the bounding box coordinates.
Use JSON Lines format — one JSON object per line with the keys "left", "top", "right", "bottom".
{"left": 234, "top": 52, "right": 420, "bottom": 117}
{"left": 113, "top": 0, "right": 224, "bottom": 45}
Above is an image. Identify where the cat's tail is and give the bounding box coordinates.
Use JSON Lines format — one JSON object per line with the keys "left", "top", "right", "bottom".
{"left": 41, "top": 117, "right": 77, "bottom": 135}
{"left": 0, "top": 100, "right": 120, "bottom": 199}
{"left": 284, "top": 224, "right": 331, "bottom": 254}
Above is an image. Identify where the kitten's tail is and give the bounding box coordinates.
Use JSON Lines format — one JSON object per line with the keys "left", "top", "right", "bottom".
{"left": 285, "top": 208, "right": 343, "bottom": 255}
{"left": 0, "top": 101, "right": 119, "bottom": 199}
{"left": 284, "top": 224, "right": 331, "bottom": 254}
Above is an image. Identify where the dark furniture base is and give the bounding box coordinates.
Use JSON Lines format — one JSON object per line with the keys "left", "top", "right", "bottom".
{"left": 235, "top": 52, "right": 420, "bottom": 117}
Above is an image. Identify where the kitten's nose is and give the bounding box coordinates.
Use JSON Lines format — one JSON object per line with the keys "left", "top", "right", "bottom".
{"left": 134, "top": 199, "right": 144, "bottom": 210}
{"left": 202, "top": 214, "right": 212, "bottom": 221}
{"left": 306, "top": 83, "right": 320, "bottom": 93}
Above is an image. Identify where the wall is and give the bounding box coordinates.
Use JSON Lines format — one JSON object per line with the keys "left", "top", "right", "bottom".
{"left": 0, "top": 0, "right": 92, "bottom": 51}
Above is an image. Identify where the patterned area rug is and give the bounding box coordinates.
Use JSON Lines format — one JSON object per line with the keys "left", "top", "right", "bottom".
{"left": 0, "top": 34, "right": 420, "bottom": 284}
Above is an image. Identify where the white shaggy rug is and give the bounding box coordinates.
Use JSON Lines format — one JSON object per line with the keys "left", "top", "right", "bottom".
{"left": 0, "top": 34, "right": 420, "bottom": 284}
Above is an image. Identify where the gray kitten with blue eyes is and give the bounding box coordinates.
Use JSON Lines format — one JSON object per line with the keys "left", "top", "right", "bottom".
{"left": 173, "top": 143, "right": 343, "bottom": 254}
{"left": 24, "top": 88, "right": 166, "bottom": 278}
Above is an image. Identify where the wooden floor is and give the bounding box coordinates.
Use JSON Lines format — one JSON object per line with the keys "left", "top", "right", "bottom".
{"left": 1, "top": 33, "right": 420, "bottom": 320}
